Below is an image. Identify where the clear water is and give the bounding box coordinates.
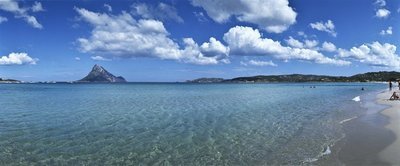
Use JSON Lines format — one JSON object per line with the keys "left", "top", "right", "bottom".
{"left": 0, "top": 83, "right": 385, "bottom": 165}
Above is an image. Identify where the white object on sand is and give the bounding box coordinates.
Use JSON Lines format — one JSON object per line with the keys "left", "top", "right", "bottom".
{"left": 352, "top": 96, "right": 361, "bottom": 102}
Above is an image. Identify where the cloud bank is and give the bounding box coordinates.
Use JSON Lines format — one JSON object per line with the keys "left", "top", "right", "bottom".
{"left": 337, "top": 42, "right": 400, "bottom": 68}
{"left": 75, "top": 7, "right": 225, "bottom": 65}
{"left": 224, "top": 26, "right": 349, "bottom": 65}
{"left": 75, "top": 6, "right": 352, "bottom": 66}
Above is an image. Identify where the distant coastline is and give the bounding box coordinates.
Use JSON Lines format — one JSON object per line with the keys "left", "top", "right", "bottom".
{"left": 2, "top": 70, "right": 400, "bottom": 84}
{"left": 187, "top": 71, "right": 400, "bottom": 83}
{"left": 0, "top": 78, "right": 22, "bottom": 84}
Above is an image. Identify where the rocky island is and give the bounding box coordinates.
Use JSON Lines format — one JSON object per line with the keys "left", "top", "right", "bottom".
{"left": 77, "top": 64, "right": 127, "bottom": 83}
{"left": 0, "top": 78, "right": 21, "bottom": 83}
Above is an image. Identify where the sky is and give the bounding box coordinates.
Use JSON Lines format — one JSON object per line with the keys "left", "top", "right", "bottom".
{"left": 1, "top": 0, "right": 400, "bottom": 82}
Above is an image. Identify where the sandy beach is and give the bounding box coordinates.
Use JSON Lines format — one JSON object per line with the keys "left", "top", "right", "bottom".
{"left": 316, "top": 88, "right": 397, "bottom": 165}
{"left": 378, "top": 90, "right": 400, "bottom": 164}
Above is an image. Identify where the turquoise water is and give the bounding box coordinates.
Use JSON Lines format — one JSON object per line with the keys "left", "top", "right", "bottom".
{"left": 0, "top": 83, "right": 385, "bottom": 165}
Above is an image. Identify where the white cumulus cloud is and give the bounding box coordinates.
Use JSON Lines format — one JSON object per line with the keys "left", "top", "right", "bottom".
{"left": 285, "top": 36, "right": 319, "bottom": 49}
{"left": 241, "top": 60, "right": 277, "bottom": 67}
{"left": 0, "top": 52, "right": 38, "bottom": 65}
{"left": 23, "top": 15, "right": 42, "bottom": 29}
{"left": 75, "top": 7, "right": 225, "bottom": 65}
{"left": 304, "top": 40, "right": 318, "bottom": 49}
{"left": 376, "top": 9, "right": 390, "bottom": 18}
{"left": 286, "top": 37, "right": 304, "bottom": 48}
{"left": 91, "top": 56, "right": 110, "bottom": 61}
{"left": 104, "top": 4, "right": 112, "bottom": 12}
{"left": 179, "top": 38, "right": 224, "bottom": 65}
{"left": 310, "top": 20, "right": 337, "bottom": 37}
{"left": 297, "top": 31, "right": 307, "bottom": 38}
{"left": 375, "top": 0, "right": 386, "bottom": 7}
{"left": 31, "top": 1, "right": 44, "bottom": 12}
{"left": 200, "top": 37, "right": 229, "bottom": 58}
{"left": 223, "top": 26, "right": 349, "bottom": 66}
{"left": 285, "top": 37, "right": 318, "bottom": 49}
{"left": 191, "top": 0, "right": 297, "bottom": 33}
{"left": 380, "top": 26, "right": 392, "bottom": 35}
{"left": 337, "top": 42, "right": 400, "bottom": 68}
{"left": 131, "top": 2, "right": 183, "bottom": 23}
{"left": 322, "top": 42, "right": 337, "bottom": 52}
{"left": 0, "top": 0, "right": 43, "bottom": 29}
{"left": 0, "top": 16, "right": 7, "bottom": 23}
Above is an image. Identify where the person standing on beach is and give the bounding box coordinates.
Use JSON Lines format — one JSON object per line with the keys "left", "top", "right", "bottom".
{"left": 389, "top": 81, "right": 393, "bottom": 90}
{"left": 398, "top": 81, "right": 400, "bottom": 90}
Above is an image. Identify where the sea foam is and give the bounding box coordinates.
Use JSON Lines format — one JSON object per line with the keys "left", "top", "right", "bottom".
{"left": 340, "top": 116, "right": 358, "bottom": 124}
{"left": 303, "top": 145, "right": 332, "bottom": 163}
{"left": 321, "top": 146, "right": 331, "bottom": 156}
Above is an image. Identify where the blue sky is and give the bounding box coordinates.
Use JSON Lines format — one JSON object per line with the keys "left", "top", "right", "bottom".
{"left": 1, "top": 0, "right": 400, "bottom": 82}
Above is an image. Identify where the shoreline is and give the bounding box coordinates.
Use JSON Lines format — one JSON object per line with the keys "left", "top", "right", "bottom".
{"left": 336, "top": 89, "right": 400, "bottom": 165}
{"left": 316, "top": 88, "right": 395, "bottom": 165}
{"left": 378, "top": 90, "right": 400, "bottom": 164}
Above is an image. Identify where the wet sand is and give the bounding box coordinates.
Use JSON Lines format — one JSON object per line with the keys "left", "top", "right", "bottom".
{"left": 378, "top": 90, "right": 400, "bottom": 165}
{"left": 336, "top": 113, "right": 394, "bottom": 165}
{"left": 317, "top": 89, "right": 396, "bottom": 165}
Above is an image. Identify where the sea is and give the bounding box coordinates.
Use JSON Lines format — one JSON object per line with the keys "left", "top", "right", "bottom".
{"left": 0, "top": 83, "right": 386, "bottom": 165}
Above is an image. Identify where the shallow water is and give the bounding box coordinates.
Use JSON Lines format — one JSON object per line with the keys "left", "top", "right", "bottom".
{"left": 0, "top": 83, "right": 385, "bottom": 165}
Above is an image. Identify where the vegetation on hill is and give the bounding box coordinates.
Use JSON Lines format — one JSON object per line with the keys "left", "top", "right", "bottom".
{"left": 187, "top": 71, "right": 400, "bottom": 83}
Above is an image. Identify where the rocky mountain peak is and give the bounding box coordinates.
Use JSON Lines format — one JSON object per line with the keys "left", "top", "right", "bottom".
{"left": 92, "top": 64, "right": 104, "bottom": 72}
{"left": 77, "top": 65, "right": 127, "bottom": 83}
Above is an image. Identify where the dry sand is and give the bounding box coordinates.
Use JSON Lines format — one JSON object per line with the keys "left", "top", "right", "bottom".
{"left": 378, "top": 90, "right": 400, "bottom": 165}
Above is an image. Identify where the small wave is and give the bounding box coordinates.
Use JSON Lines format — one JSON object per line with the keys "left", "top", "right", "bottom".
{"left": 340, "top": 116, "right": 358, "bottom": 124}
{"left": 303, "top": 157, "right": 318, "bottom": 163}
{"left": 321, "top": 146, "right": 331, "bottom": 156}
{"left": 352, "top": 96, "right": 361, "bottom": 102}
{"left": 303, "top": 145, "right": 332, "bottom": 163}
